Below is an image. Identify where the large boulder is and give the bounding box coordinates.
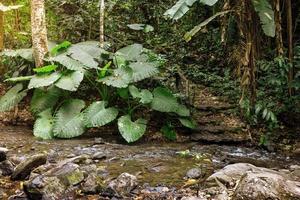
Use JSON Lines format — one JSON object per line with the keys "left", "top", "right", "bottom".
{"left": 233, "top": 171, "right": 300, "bottom": 200}
{"left": 11, "top": 154, "right": 47, "bottom": 180}
{"left": 205, "top": 163, "right": 300, "bottom": 200}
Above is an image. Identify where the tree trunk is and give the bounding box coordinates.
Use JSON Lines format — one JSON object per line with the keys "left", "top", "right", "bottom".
{"left": 286, "top": 0, "right": 294, "bottom": 96}
{"left": 99, "top": 0, "right": 105, "bottom": 48}
{"left": 31, "top": 0, "right": 48, "bottom": 67}
{"left": 274, "top": 0, "right": 284, "bottom": 56}
{"left": 0, "top": 10, "right": 3, "bottom": 52}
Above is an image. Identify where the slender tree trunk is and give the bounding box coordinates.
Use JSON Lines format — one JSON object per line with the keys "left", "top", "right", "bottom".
{"left": 286, "top": 0, "right": 294, "bottom": 96}
{"left": 31, "top": 0, "right": 48, "bottom": 67}
{"left": 274, "top": 0, "right": 284, "bottom": 56}
{"left": 0, "top": 9, "right": 4, "bottom": 75}
{"left": 99, "top": 0, "right": 105, "bottom": 48}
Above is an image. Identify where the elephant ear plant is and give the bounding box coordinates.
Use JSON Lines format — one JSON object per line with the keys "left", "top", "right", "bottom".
{"left": 0, "top": 41, "right": 196, "bottom": 143}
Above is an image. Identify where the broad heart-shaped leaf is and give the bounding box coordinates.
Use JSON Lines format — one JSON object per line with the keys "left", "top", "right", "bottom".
{"left": 84, "top": 101, "right": 119, "bottom": 128}
{"left": 30, "top": 87, "right": 61, "bottom": 115}
{"left": 118, "top": 115, "right": 147, "bottom": 143}
{"left": 252, "top": 0, "right": 275, "bottom": 37}
{"left": 55, "top": 71, "right": 84, "bottom": 91}
{"left": 151, "top": 87, "right": 190, "bottom": 117}
{"left": 74, "top": 41, "right": 110, "bottom": 60}
{"left": 0, "top": 84, "right": 27, "bottom": 112}
{"left": 178, "top": 118, "right": 197, "bottom": 129}
{"left": 164, "top": 0, "right": 198, "bottom": 20}
{"left": 53, "top": 99, "right": 86, "bottom": 138}
{"left": 98, "top": 66, "right": 133, "bottom": 88}
{"left": 28, "top": 72, "right": 61, "bottom": 89}
{"left": 116, "top": 44, "right": 143, "bottom": 61}
{"left": 33, "top": 109, "right": 54, "bottom": 140}
{"left": 129, "top": 85, "right": 153, "bottom": 104}
{"left": 49, "top": 54, "right": 85, "bottom": 71}
{"left": 1, "top": 48, "right": 33, "bottom": 61}
{"left": 129, "top": 62, "right": 159, "bottom": 82}
{"left": 67, "top": 46, "right": 99, "bottom": 69}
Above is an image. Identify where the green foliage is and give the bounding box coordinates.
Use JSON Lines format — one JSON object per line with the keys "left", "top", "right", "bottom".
{"left": 33, "top": 65, "right": 58, "bottom": 74}
{"left": 84, "top": 101, "right": 119, "bottom": 128}
{"left": 161, "top": 123, "right": 177, "bottom": 140}
{"left": 151, "top": 87, "right": 190, "bottom": 116}
{"left": 50, "top": 41, "right": 72, "bottom": 56}
{"left": 1, "top": 41, "right": 193, "bottom": 143}
{"left": 33, "top": 109, "right": 54, "bottom": 140}
{"left": 127, "top": 24, "right": 154, "bottom": 33}
{"left": 178, "top": 118, "right": 197, "bottom": 129}
{"left": 0, "top": 84, "right": 27, "bottom": 112}
{"left": 53, "top": 99, "right": 86, "bottom": 138}
{"left": 30, "top": 87, "right": 61, "bottom": 115}
{"left": 251, "top": 0, "right": 275, "bottom": 37}
{"left": 118, "top": 115, "right": 147, "bottom": 143}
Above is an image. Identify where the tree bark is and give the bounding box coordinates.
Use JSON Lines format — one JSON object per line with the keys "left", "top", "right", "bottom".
{"left": 31, "top": 0, "right": 48, "bottom": 67}
{"left": 286, "top": 0, "right": 294, "bottom": 96}
{"left": 0, "top": 10, "right": 3, "bottom": 51}
{"left": 274, "top": 0, "right": 284, "bottom": 56}
{"left": 99, "top": 0, "right": 105, "bottom": 48}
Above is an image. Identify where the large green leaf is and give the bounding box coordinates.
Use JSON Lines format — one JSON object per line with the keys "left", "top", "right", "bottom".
{"left": 99, "top": 66, "right": 133, "bottom": 88}
{"left": 127, "top": 24, "right": 154, "bottom": 33}
{"left": 164, "top": 0, "right": 198, "bottom": 20}
{"left": 30, "top": 87, "right": 61, "bottom": 115}
{"left": 55, "top": 71, "right": 84, "bottom": 91}
{"left": 178, "top": 118, "right": 197, "bottom": 129}
{"left": 33, "top": 109, "right": 54, "bottom": 140}
{"left": 151, "top": 87, "right": 190, "bottom": 116}
{"left": 53, "top": 99, "right": 86, "bottom": 138}
{"left": 0, "top": 84, "right": 27, "bottom": 112}
{"left": 1, "top": 49, "right": 33, "bottom": 61}
{"left": 164, "top": 0, "right": 218, "bottom": 20}
{"left": 184, "top": 10, "right": 233, "bottom": 42}
{"left": 33, "top": 65, "right": 58, "bottom": 74}
{"left": 118, "top": 115, "right": 147, "bottom": 143}
{"left": 129, "top": 85, "right": 153, "bottom": 104}
{"left": 49, "top": 54, "right": 85, "bottom": 71}
{"left": 252, "top": 0, "right": 275, "bottom": 37}
{"left": 28, "top": 72, "right": 61, "bottom": 89}
{"left": 84, "top": 101, "right": 119, "bottom": 128}
{"left": 129, "top": 62, "right": 159, "bottom": 82}
{"left": 67, "top": 46, "right": 99, "bottom": 69}
{"left": 116, "top": 44, "right": 143, "bottom": 61}
{"left": 75, "top": 41, "right": 110, "bottom": 60}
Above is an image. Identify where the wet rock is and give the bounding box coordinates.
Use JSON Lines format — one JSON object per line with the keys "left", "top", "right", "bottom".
{"left": 9, "top": 155, "right": 26, "bottom": 165}
{"left": 186, "top": 168, "right": 202, "bottom": 179}
{"left": 108, "top": 173, "right": 138, "bottom": 196}
{"left": 11, "top": 154, "right": 47, "bottom": 180}
{"left": 94, "top": 137, "right": 105, "bottom": 144}
{"left": 81, "top": 173, "right": 104, "bottom": 194}
{"left": 0, "top": 147, "right": 8, "bottom": 162}
{"left": 92, "top": 152, "right": 106, "bottom": 160}
{"left": 0, "top": 160, "right": 14, "bottom": 176}
{"left": 51, "top": 162, "right": 85, "bottom": 186}
{"left": 24, "top": 176, "right": 67, "bottom": 199}
{"left": 232, "top": 170, "right": 300, "bottom": 200}
{"left": 181, "top": 196, "right": 205, "bottom": 200}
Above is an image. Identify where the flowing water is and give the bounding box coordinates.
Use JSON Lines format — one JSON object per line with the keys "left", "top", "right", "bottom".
{"left": 0, "top": 126, "right": 299, "bottom": 197}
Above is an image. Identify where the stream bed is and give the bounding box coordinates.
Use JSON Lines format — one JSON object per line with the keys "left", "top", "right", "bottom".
{"left": 0, "top": 126, "right": 299, "bottom": 199}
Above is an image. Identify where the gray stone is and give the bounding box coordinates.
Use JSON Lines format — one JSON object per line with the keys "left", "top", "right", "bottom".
{"left": 0, "top": 160, "right": 14, "bottom": 176}
{"left": 186, "top": 168, "right": 202, "bottom": 179}
{"left": 0, "top": 147, "right": 8, "bottom": 162}
{"left": 81, "top": 173, "right": 103, "bottom": 194}
{"left": 233, "top": 171, "right": 300, "bottom": 200}
{"left": 92, "top": 152, "right": 106, "bottom": 160}
{"left": 11, "top": 154, "right": 47, "bottom": 180}
{"left": 51, "top": 163, "right": 85, "bottom": 186}
{"left": 108, "top": 173, "right": 138, "bottom": 196}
